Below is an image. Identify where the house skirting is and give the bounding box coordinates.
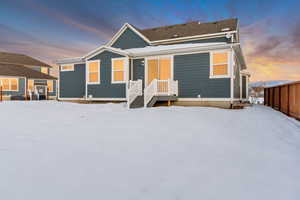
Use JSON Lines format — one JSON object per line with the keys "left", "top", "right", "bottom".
{"left": 172, "top": 100, "right": 232, "bottom": 109}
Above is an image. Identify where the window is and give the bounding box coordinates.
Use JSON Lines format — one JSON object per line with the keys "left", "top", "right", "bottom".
{"left": 61, "top": 65, "right": 74, "bottom": 71}
{"left": 112, "top": 58, "right": 126, "bottom": 83}
{"left": 0, "top": 78, "right": 19, "bottom": 91}
{"left": 146, "top": 57, "right": 172, "bottom": 85}
{"left": 41, "top": 67, "right": 49, "bottom": 74}
{"left": 47, "top": 80, "right": 53, "bottom": 92}
{"left": 87, "top": 60, "right": 100, "bottom": 84}
{"left": 28, "top": 80, "right": 34, "bottom": 91}
{"left": 210, "top": 51, "right": 230, "bottom": 78}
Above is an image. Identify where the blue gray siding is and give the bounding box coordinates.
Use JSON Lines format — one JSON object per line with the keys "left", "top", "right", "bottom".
{"left": 111, "top": 28, "right": 149, "bottom": 49}
{"left": 174, "top": 53, "right": 231, "bottom": 98}
{"left": 174, "top": 37, "right": 230, "bottom": 45}
{"left": 132, "top": 59, "right": 145, "bottom": 87}
{"left": 242, "top": 76, "right": 247, "bottom": 99}
{"left": 234, "top": 57, "right": 241, "bottom": 99}
{"left": 59, "top": 64, "right": 86, "bottom": 98}
{"left": 3, "top": 77, "right": 26, "bottom": 99}
{"left": 87, "top": 51, "right": 126, "bottom": 98}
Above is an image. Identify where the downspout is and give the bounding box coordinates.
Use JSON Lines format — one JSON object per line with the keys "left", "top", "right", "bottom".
{"left": 230, "top": 35, "right": 234, "bottom": 103}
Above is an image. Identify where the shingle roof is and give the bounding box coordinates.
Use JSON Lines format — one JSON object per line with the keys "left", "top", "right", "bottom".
{"left": 0, "top": 52, "right": 52, "bottom": 68}
{"left": 0, "top": 63, "right": 57, "bottom": 80}
{"left": 139, "top": 18, "right": 238, "bottom": 41}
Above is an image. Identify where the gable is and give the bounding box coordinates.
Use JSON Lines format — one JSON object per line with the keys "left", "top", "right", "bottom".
{"left": 111, "top": 27, "right": 150, "bottom": 49}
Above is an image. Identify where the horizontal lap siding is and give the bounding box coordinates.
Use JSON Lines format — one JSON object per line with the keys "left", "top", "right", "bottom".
{"left": 112, "top": 28, "right": 149, "bottom": 49}
{"left": 132, "top": 59, "right": 145, "bottom": 88}
{"left": 2, "top": 77, "right": 25, "bottom": 98}
{"left": 175, "top": 37, "right": 230, "bottom": 44}
{"left": 87, "top": 51, "right": 126, "bottom": 98}
{"left": 59, "top": 64, "right": 86, "bottom": 98}
{"left": 234, "top": 62, "right": 241, "bottom": 99}
{"left": 242, "top": 76, "right": 247, "bottom": 99}
{"left": 174, "top": 53, "right": 230, "bottom": 98}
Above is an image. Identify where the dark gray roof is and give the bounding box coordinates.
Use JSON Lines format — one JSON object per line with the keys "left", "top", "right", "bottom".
{"left": 0, "top": 63, "right": 57, "bottom": 80}
{"left": 139, "top": 18, "right": 238, "bottom": 41}
{"left": 0, "top": 52, "right": 52, "bottom": 68}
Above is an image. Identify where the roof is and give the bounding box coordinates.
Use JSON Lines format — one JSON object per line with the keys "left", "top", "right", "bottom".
{"left": 253, "top": 80, "right": 300, "bottom": 88}
{"left": 0, "top": 52, "right": 52, "bottom": 68}
{"left": 139, "top": 18, "right": 238, "bottom": 41}
{"left": 0, "top": 63, "right": 57, "bottom": 80}
{"left": 125, "top": 42, "right": 232, "bottom": 57}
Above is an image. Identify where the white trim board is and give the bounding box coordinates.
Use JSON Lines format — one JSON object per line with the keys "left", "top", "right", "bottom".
{"left": 86, "top": 60, "right": 101, "bottom": 84}
{"left": 177, "top": 98, "right": 232, "bottom": 102}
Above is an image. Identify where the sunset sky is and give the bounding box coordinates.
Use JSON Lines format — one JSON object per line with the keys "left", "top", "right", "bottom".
{"left": 1, "top": 0, "right": 300, "bottom": 82}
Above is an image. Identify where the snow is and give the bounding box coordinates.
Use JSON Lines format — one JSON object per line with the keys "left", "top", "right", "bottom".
{"left": 125, "top": 42, "right": 227, "bottom": 56}
{"left": 1, "top": 101, "right": 300, "bottom": 200}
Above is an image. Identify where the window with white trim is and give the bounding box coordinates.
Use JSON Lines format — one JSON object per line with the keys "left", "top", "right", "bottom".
{"left": 28, "top": 79, "right": 34, "bottom": 91}
{"left": 61, "top": 65, "right": 74, "bottom": 71}
{"left": 87, "top": 60, "right": 100, "bottom": 84}
{"left": 0, "top": 78, "right": 19, "bottom": 91}
{"left": 112, "top": 58, "right": 126, "bottom": 83}
{"left": 41, "top": 67, "right": 49, "bottom": 74}
{"left": 210, "top": 51, "right": 230, "bottom": 78}
{"left": 47, "top": 80, "right": 53, "bottom": 92}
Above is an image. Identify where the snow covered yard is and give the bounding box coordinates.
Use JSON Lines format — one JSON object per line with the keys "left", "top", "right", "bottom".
{"left": 1, "top": 101, "right": 300, "bottom": 200}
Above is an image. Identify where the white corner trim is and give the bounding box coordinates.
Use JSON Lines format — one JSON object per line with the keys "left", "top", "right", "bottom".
{"left": 106, "top": 23, "right": 151, "bottom": 47}
{"left": 60, "top": 64, "right": 75, "bottom": 72}
{"left": 86, "top": 60, "right": 101, "bottom": 84}
{"left": 111, "top": 57, "right": 127, "bottom": 84}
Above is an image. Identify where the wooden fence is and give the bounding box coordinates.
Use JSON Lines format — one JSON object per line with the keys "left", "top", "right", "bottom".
{"left": 264, "top": 81, "right": 300, "bottom": 120}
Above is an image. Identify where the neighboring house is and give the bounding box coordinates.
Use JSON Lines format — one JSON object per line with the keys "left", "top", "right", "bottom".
{"left": 56, "top": 18, "right": 249, "bottom": 108}
{"left": 0, "top": 52, "right": 57, "bottom": 100}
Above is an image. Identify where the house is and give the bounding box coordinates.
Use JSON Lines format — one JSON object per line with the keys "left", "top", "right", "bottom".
{"left": 0, "top": 52, "right": 57, "bottom": 100}
{"left": 56, "top": 18, "right": 249, "bottom": 108}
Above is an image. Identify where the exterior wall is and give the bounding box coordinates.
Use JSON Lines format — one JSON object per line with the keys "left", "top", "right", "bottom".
{"left": 87, "top": 51, "right": 126, "bottom": 99}
{"left": 174, "top": 53, "right": 231, "bottom": 98}
{"left": 1, "top": 77, "right": 26, "bottom": 100}
{"left": 242, "top": 76, "right": 247, "bottom": 99}
{"left": 111, "top": 28, "right": 149, "bottom": 49}
{"left": 167, "top": 37, "right": 230, "bottom": 45}
{"left": 132, "top": 59, "right": 145, "bottom": 87}
{"left": 234, "top": 57, "right": 241, "bottom": 99}
{"left": 59, "top": 63, "right": 86, "bottom": 98}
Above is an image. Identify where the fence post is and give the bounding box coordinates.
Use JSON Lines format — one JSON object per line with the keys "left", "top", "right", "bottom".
{"left": 279, "top": 86, "right": 281, "bottom": 111}
{"left": 272, "top": 88, "right": 275, "bottom": 108}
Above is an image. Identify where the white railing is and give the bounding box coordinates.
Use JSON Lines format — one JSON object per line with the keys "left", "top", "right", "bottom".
{"left": 127, "top": 79, "right": 143, "bottom": 108}
{"left": 144, "top": 79, "right": 178, "bottom": 107}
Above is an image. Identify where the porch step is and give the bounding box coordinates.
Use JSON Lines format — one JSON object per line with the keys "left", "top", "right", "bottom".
{"left": 147, "top": 95, "right": 178, "bottom": 107}
{"left": 129, "top": 95, "right": 144, "bottom": 109}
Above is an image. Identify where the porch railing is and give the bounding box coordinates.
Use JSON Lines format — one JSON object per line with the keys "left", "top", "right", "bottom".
{"left": 127, "top": 79, "right": 143, "bottom": 108}
{"left": 144, "top": 79, "right": 178, "bottom": 107}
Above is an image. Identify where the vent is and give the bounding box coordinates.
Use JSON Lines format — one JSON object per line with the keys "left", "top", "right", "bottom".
{"left": 173, "top": 34, "right": 179, "bottom": 38}
{"left": 222, "top": 27, "right": 230, "bottom": 31}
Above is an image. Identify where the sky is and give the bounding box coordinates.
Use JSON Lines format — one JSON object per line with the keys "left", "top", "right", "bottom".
{"left": 0, "top": 0, "right": 300, "bottom": 82}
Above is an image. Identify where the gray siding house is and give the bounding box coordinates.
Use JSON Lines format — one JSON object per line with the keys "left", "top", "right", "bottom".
{"left": 0, "top": 52, "right": 57, "bottom": 100}
{"left": 57, "top": 18, "right": 249, "bottom": 108}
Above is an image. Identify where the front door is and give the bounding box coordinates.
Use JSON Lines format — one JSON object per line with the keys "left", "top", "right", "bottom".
{"left": 35, "top": 85, "right": 47, "bottom": 100}
{"left": 147, "top": 57, "right": 172, "bottom": 86}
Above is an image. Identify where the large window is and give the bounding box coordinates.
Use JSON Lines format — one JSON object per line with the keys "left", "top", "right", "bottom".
{"left": 0, "top": 78, "right": 19, "bottom": 91}
{"left": 61, "top": 64, "right": 74, "bottom": 71}
{"left": 28, "top": 80, "right": 34, "bottom": 91}
{"left": 47, "top": 80, "right": 53, "bottom": 92}
{"left": 146, "top": 57, "right": 172, "bottom": 85}
{"left": 112, "top": 58, "right": 126, "bottom": 83}
{"left": 210, "top": 51, "right": 230, "bottom": 78}
{"left": 87, "top": 60, "right": 100, "bottom": 84}
{"left": 41, "top": 67, "right": 49, "bottom": 74}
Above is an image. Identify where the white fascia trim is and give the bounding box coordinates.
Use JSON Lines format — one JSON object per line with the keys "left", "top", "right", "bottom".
{"left": 85, "top": 46, "right": 128, "bottom": 60}
{"left": 177, "top": 98, "right": 232, "bottom": 101}
{"left": 55, "top": 57, "right": 84, "bottom": 65}
{"left": 150, "top": 31, "right": 237, "bottom": 45}
{"left": 106, "top": 23, "right": 151, "bottom": 47}
{"left": 87, "top": 98, "right": 127, "bottom": 101}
